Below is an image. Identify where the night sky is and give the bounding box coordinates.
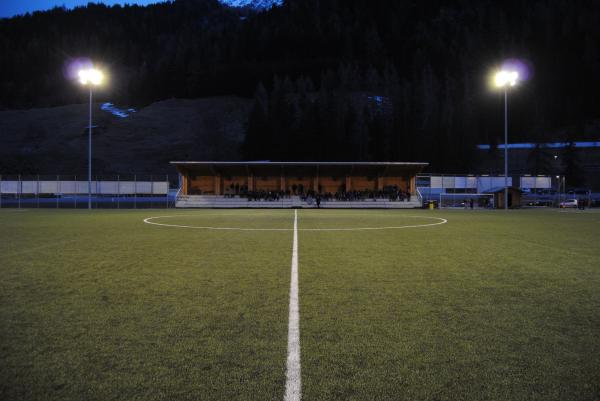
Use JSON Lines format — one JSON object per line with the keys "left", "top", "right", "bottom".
{"left": 0, "top": 0, "right": 167, "bottom": 18}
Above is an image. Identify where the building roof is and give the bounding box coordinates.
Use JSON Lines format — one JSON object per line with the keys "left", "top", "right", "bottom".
{"left": 171, "top": 161, "right": 429, "bottom": 177}
{"left": 170, "top": 161, "right": 428, "bottom": 167}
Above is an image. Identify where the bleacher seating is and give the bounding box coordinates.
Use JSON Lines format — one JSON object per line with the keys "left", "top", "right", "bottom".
{"left": 175, "top": 195, "right": 422, "bottom": 209}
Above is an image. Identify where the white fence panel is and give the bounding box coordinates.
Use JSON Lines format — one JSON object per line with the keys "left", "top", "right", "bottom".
{"left": 442, "top": 176, "right": 456, "bottom": 189}
{"left": 520, "top": 176, "right": 535, "bottom": 189}
{"left": 430, "top": 176, "right": 443, "bottom": 188}
{"left": 99, "top": 181, "right": 119, "bottom": 194}
{"left": 152, "top": 182, "right": 169, "bottom": 194}
{"left": 135, "top": 181, "right": 153, "bottom": 194}
{"left": 477, "top": 177, "right": 512, "bottom": 192}
{"left": 59, "top": 181, "right": 77, "bottom": 194}
{"left": 21, "top": 181, "right": 38, "bottom": 194}
{"left": 535, "top": 176, "right": 551, "bottom": 189}
{"left": 0, "top": 179, "right": 169, "bottom": 195}
{"left": 454, "top": 177, "right": 467, "bottom": 189}
{"left": 76, "top": 181, "right": 90, "bottom": 194}
{"left": 119, "top": 182, "right": 136, "bottom": 195}
{"left": 1, "top": 181, "right": 16, "bottom": 193}
{"left": 519, "top": 176, "right": 551, "bottom": 189}
{"left": 39, "top": 181, "right": 59, "bottom": 194}
{"left": 0, "top": 181, "right": 19, "bottom": 194}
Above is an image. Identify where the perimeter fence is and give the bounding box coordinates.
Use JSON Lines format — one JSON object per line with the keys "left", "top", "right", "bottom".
{"left": 416, "top": 174, "right": 599, "bottom": 208}
{"left": 0, "top": 175, "right": 178, "bottom": 209}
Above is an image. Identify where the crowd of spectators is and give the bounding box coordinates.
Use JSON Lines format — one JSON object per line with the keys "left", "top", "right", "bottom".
{"left": 312, "top": 189, "right": 411, "bottom": 202}
{"left": 223, "top": 183, "right": 412, "bottom": 202}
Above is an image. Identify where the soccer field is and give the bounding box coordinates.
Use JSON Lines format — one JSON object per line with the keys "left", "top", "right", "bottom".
{"left": 1, "top": 208, "right": 599, "bottom": 401}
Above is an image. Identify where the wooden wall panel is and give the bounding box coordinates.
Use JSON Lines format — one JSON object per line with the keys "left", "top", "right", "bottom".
{"left": 254, "top": 177, "right": 280, "bottom": 191}
{"left": 350, "top": 176, "right": 377, "bottom": 191}
{"left": 189, "top": 176, "right": 215, "bottom": 194}
{"left": 286, "top": 178, "right": 313, "bottom": 193}
{"left": 383, "top": 177, "right": 406, "bottom": 190}
{"left": 319, "top": 177, "right": 343, "bottom": 193}
{"left": 223, "top": 176, "right": 248, "bottom": 193}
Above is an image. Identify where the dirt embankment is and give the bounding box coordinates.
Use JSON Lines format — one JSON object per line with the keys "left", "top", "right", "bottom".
{"left": 0, "top": 97, "right": 252, "bottom": 175}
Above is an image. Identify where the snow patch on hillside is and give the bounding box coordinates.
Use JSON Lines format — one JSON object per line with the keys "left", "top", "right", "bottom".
{"left": 220, "top": 0, "right": 282, "bottom": 10}
{"left": 101, "top": 103, "right": 136, "bottom": 118}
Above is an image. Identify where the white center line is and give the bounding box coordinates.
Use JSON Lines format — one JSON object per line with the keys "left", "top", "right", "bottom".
{"left": 285, "top": 209, "right": 301, "bottom": 401}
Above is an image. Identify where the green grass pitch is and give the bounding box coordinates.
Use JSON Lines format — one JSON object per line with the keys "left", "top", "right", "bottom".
{"left": 1, "top": 208, "right": 599, "bottom": 400}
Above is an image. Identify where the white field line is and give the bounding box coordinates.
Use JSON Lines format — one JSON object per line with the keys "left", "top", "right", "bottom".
{"left": 285, "top": 209, "right": 301, "bottom": 401}
{"left": 142, "top": 215, "right": 448, "bottom": 232}
{"left": 142, "top": 216, "right": 291, "bottom": 231}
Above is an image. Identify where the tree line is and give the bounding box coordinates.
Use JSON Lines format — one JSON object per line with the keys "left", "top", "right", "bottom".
{"left": 1, "top": 0, "right": 599, "bottom": 172}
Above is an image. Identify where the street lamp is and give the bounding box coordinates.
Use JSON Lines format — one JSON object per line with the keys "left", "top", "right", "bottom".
{"left": 494, "top": 70, "right": 519, "bottom": 210}
{"left": 78, "top": 67, "right": 104, "bottom": 209}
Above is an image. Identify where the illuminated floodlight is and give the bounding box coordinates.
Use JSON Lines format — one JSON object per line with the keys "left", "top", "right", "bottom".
{"left": 494, "top": 70, "right": 519, "bottom": 88}
{"left": 76, "top": 65, "right": 105, "bottom": 209}
{"left": 491, "top": 67, "right": 521, "bottom": 210}
{"left": 78, "top": 68, "right": 104, "bottom": 86}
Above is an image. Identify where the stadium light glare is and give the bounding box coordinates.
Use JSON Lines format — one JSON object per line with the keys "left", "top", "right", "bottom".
{"left": 493, "top": 68, "right": 521, "bottom": 210}
{"left": 78, "top": 66, "right": 105, "bottom": 209}
{"left": 494, "top": 70, "right": 519, "bottom": 88}
{"left": 78, "top": 68, "right": 103, "bottom": 86}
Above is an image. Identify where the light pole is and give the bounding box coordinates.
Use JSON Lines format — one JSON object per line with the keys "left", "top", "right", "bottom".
{"left": 556, "top": 175, "right": 561, "bottom": 207}
{"left": 494, "top": 70, "right": 519, "bottom": 209}
{"left": 78, "top": 68, "right": 104, "bottom": 209}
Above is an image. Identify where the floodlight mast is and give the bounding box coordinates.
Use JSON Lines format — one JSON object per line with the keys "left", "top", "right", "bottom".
{"left": 78, "top": 68, "right": 104, "bottom": 209}
{"left": 494, "top": 70, "right": 519, "bottom": 210}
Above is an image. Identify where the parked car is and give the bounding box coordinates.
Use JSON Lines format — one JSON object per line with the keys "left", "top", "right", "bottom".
{"left": 559, "top": 199, "right": 578, "bottom": 208}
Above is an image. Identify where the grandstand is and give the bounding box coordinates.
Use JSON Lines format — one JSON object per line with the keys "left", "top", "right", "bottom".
{"left": 171, "top": 161, "right": 428, "bottom": 208}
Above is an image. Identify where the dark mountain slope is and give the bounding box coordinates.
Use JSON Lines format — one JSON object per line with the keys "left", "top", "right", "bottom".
{"left": 0, "top": 97, "right": 252, "bottom": 174}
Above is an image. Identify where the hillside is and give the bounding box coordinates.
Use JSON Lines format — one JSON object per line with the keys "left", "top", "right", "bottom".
{"left": 0, "top": 0, "right": 599, "bottom": 174}
{"left": 0, "top": 97, "right": 252, "bottom": 175}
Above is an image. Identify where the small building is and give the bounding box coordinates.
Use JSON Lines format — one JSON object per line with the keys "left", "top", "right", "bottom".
{"left": 171, "top": 161, "right": 428, "bottom": 196}
{"left": 484, "top": 186, "right": 522, "bottom": 209}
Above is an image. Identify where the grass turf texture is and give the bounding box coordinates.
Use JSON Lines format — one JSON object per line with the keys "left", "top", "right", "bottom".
{"left": 1, "top": 209, "right": 599, "bottom": 401}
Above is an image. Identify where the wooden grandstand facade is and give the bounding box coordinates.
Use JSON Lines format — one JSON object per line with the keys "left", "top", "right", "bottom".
{"left": 172, "top": 162, "right": 429, "bottom": 196}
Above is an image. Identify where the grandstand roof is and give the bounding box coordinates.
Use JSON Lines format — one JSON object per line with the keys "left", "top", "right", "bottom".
{"left": 171, "top": 161, "right": 429, "bottom": 176}
{"left": 170, "top": 161, "right": 428, "bottom": 166}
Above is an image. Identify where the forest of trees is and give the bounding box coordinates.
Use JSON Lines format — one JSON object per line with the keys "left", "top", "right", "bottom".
{"left": 1, "top": 0, "right": 599, "bottom": 172}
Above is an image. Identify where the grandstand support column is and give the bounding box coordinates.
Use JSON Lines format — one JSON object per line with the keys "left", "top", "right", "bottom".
{"left": 182, "top": 174, "right": 188, "bottom": 195}
{"left": 410, "top": 176, "right": 416, "bottom": 193}
{"left": 280, "top": 173, "right": 286, "bottom": 192}
{"left": 346, "top": 176, "right": 352, "bottom": 192}
{"left": 215, "top": 175, "right": 222, "bottom": 195}
{"left": 377, "top": 176, "right": 384, "bottom": 191}
{"left": 248, "top": 174, "right": 254, "bottom": 192}
{"left": 314, "top": 166, "right": 320, "bottom": 192}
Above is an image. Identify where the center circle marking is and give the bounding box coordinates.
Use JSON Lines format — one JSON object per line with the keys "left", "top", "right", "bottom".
{"left": 143, "top": 214, "right": 448, "bottom": 231}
